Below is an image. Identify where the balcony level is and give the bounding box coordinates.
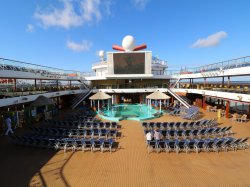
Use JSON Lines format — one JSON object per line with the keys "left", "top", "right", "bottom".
{"left": 171, "top": 56, "right": 250, "bottom": 79}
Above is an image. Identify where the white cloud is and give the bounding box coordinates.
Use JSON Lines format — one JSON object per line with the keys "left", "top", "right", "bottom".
{"left": 191, "top": 31, "right": 227, "bottom": 48}
{"left": 81, "top": 0, "right": 101, "bottom": 22}
{"left": 34, "top": 0, "right": 84, "bottom": 29}
{"left": 132, "top": 0, "right": 150, "bottom": 10}
{"left": 67, "top": 40, "right": 93, "bottom": 52}
{"left": 26, "top": 24, "right": 34, "bottom": 32}
{"left": 33, "top": 0, "right": 111, "bottom": 29}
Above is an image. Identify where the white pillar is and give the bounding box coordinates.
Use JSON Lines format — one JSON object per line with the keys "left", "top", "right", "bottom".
{"left": 108, "top": 99, "right": 110, "bottom": 111}
{"left": 98, "top": 100, "right": 100, "bottom": 111}
{"left": 90, "top": 100, "right": 92, "bottom": 107}
{"left": 160, "top": 100, "right": 162, "bottom": 113}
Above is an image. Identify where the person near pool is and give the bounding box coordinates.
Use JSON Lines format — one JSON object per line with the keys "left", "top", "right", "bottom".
{"left": 146, "top": 131, "right": 152, "bottom": 142}
{"left": 153, "top": 130, "right": 160, "bottom": 141}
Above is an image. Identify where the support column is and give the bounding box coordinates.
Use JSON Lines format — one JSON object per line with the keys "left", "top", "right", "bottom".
{"left": 222, "top": 77, "right": 224, "bottom": 87}
{"left": 204, "top": 78, "right": 206, "bottom": 88}
{"left": 116, "top": 94, "right": 120, "bottom": 104}
{"left": 203, "top": 95, "right": 206, "bottom": 110}
{"left": 13, "top": 78, "right": 17, "bottom": 91}
{"left": 34, "top": 79, "right": 37, "bottom": 90}
{"left": 226, "top": 101, "right": 230, "bottom": 118}
{"left": 167, "top": 98, "right": 169, "bottom": 107}
{"left": 139, "top": 94, "right": 143, "bottom": 103}
{"left": 56, "top": 80, "right": 59, "bottom": 90}
{"left": 57, "top": 97, "right": 60, "bottom": 109}
{"left": 40, "top": 80, "right": 42, "bottom": 90}
{"left": 69, "top": 80, "right": 72, "bottom": 89}
{"left": 227, "top": 76, "right": 230, "bottom": 87}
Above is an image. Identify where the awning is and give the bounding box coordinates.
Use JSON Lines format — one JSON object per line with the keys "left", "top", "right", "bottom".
{"left": 89, "top": 91, "right": 112, "bottom": 100}
{"left": 30, "top": 96, "right": 55, "bottom": 107}
{"left": 146, "top": 90, "right": 170, "bottom": 100}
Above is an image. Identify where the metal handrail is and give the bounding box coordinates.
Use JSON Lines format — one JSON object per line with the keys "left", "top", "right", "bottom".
{"left": 179, "top": 56, "right": 250, "bottom": 74}
{"left": 0, "top": 57, "right": 91, "bottom": 80}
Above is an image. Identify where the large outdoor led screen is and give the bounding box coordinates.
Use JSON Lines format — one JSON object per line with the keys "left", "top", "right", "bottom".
{"left": 113, "top": 53, "right": 145, "bottom": 74}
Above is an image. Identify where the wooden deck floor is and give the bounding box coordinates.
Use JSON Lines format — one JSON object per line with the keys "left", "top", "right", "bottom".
{"left": 1, "top": 110, "right": 250, "bottom": 187}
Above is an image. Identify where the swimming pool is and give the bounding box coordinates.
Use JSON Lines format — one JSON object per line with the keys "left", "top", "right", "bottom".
{"left": 98, "top": 104, "right": 161, "bottom": 121}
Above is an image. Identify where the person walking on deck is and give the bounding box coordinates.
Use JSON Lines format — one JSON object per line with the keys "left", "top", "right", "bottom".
{"left": 5, "top": 116, "right": 13, "bottom": 135}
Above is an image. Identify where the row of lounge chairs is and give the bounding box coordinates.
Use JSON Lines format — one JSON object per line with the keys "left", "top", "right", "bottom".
{"left": 29, "top": 127, "right": 118, "bottom": 139}
{"left": 169, "top": 109, "right": 181, "bottom": 116}
{"left": 55, "top": 138, "right": 114, "bottom": 153}
{"left": 45, "top": 120, "right": 118, "bottom": 129}
{"left": 147, "top": 137, "right": 249, "bottom": 154}
{"left": 181, "top": 106, "right": 200, "bottom": 120}
{"left": 144, "top": 126, "right": 232, "bottom": 140}
{"left": 11, "top": 136, "right": 114, "bottom": 153}
{"left": 142, "top": 119, "right": 217, "bottom": 130}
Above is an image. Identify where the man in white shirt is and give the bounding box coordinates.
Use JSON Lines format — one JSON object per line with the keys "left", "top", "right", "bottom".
{"left": 146, "top": 131, "right": 152, "bottom": 141}
{"left": 5, "top": 116, "right": 14, "bottom": 135}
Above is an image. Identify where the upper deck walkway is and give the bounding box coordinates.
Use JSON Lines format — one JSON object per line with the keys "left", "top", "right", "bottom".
{"left": 169, "top": 56, "right": 250, "bottom": 79}
{"left": 0, "top": 110, "right": 250, "bottom": 186}
{"left": 0, "top": 58, "right": 92, "bottom": 81}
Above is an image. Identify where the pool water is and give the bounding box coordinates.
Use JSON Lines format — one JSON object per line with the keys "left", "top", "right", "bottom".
{"left": 99, "top": 104, "right": 160, "bottom": 121}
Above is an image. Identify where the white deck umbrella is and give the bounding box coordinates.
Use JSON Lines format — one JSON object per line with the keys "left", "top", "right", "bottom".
{"left": 146, "top": 90, "right": 170, "bottom": 113}
{"left": 89, "top": 91, "right": 112, "bottom": 111}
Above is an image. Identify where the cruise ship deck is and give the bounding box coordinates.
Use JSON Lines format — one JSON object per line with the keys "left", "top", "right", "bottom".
{"left": 1, "top": 110, "right": 250, "bottom": 187}
{"left": 1, "top": 1, "right": 250, "bottom": 186}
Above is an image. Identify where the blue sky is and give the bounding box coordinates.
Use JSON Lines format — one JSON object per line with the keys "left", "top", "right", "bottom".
{"left": 0, "top": 0, "right": 249, "bottom": 72}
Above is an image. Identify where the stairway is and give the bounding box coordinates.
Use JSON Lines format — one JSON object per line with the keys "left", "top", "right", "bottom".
{"left": 170, "top": 77, "right": 181, "bottom": 88}
{"left": 166, "top": 88, "right": 191, "bottom": 108}
{"left": 179, "top": 95, "right": 191, "bottom": 105}
{"left": 71, "top": 89, "right": 93, "bottom": 109}
{"left": 79, "top": 80, "right": 91, "bottom": 89}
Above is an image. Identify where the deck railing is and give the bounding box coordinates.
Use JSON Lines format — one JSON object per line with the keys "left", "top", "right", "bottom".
{"left": 178, "top": 56, "right": 250, "bottom": 75}
{"left": 0, "top": 58, "right": 92, "bottom": 80}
